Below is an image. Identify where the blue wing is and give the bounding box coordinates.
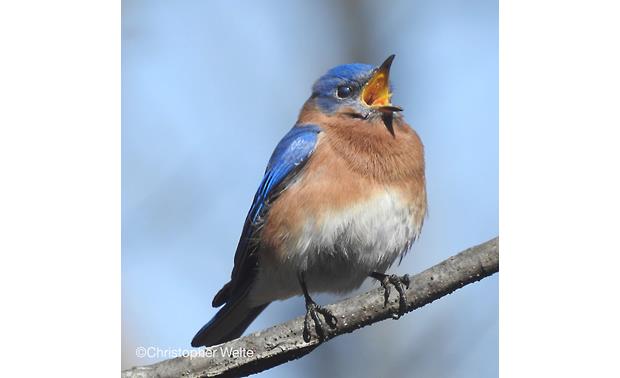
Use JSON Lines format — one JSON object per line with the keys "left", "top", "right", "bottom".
{"left": 212, "top": 124, "right": 321, "bottom": 307}
{"left": 248, "top": 124, "right": 321, "bottom": 223}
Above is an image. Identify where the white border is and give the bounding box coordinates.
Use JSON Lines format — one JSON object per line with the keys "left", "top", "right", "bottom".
{"left": 501, "top": 1, "right": 620, "bottom": 377}
{"left": 0, "top": 1, "right": 120, "bottom": 376}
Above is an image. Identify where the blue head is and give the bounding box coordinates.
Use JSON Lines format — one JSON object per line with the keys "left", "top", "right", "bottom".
{"left": 310, "top": 55, "right": 402, "bottom": 118}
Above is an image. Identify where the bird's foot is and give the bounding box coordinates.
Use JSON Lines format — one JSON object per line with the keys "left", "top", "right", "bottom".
{"left": 303, "top": 298, "right": 338, "bottom": 343}
{"left": 370, "top": 272, "right": 410, "bottom": 318}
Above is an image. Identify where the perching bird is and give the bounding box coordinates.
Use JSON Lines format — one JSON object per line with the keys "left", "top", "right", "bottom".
{"left": 192, "top": 55, "right": 427, "bottom": 348}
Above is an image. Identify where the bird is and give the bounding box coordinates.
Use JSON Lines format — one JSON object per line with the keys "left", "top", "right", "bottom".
{"left": 191, "top": 55, "right": 427, "bottom": 348}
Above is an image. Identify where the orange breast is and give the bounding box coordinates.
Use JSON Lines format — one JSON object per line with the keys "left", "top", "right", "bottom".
{"left": 260, "top": 113, "right": 427, "bottom": 264}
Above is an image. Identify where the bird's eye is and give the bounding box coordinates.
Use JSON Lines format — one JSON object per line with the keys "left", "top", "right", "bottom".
{"left": 336, "top": 85, "right": 353, "bottom": 98}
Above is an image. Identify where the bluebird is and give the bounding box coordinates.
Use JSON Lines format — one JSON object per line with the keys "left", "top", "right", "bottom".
{"left": 192, "top": 55, "right": 427, "bottom": 347}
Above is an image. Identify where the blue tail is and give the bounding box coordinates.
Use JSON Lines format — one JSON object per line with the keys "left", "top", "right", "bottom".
{"left": 191, "top": 294, "right": 269, "bottom": 348}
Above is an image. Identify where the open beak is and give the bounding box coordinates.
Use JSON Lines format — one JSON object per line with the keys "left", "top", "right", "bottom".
{"left": 361, "top": 54, "right": 403, "bottom": 113}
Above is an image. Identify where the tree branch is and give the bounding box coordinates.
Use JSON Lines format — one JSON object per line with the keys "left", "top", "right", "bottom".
{"left": 122, "top": 237, "right": 499, "bottom": 378}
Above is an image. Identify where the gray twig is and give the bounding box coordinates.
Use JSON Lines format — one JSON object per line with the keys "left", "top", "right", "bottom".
{"left": 122, "top": 237, "right": 499, "bottom": 378}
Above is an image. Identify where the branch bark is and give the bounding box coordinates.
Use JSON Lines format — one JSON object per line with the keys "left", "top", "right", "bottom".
{"left": 122, "top": 237, "right": 499, "bottom": 378}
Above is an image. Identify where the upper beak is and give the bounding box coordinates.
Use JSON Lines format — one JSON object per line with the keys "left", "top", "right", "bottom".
{"left": 361, "top": 54, "right": 403, "bottom": 113}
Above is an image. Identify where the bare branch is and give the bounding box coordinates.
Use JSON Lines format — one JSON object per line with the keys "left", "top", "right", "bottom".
{"left": 122, "top": 237, "right": 499, "bottom": 378}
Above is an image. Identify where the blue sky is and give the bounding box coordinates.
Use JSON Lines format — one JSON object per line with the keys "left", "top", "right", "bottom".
{"left": 122, "top": 0, "right": 498, "bottom": 376}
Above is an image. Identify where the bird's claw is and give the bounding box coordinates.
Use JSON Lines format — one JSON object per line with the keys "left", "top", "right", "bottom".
{"left": 303, "top": 301, "right": 338, "bottom": 342}
{"left": 372, "top": 273, "right": 410, "bottom": 318}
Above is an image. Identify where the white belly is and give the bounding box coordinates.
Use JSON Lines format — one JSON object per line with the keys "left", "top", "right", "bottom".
{"left": 249, "top": 189, "right": 423, "bottom": 305}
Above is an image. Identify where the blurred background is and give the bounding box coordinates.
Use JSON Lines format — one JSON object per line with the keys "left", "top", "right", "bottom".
{"left": 122, "top": 0, "right": 498, "bottom": 376}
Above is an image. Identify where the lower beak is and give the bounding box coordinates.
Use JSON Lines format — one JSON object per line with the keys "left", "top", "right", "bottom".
{"left": 361, "top": 54, "right": 403, "bottom": 112}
